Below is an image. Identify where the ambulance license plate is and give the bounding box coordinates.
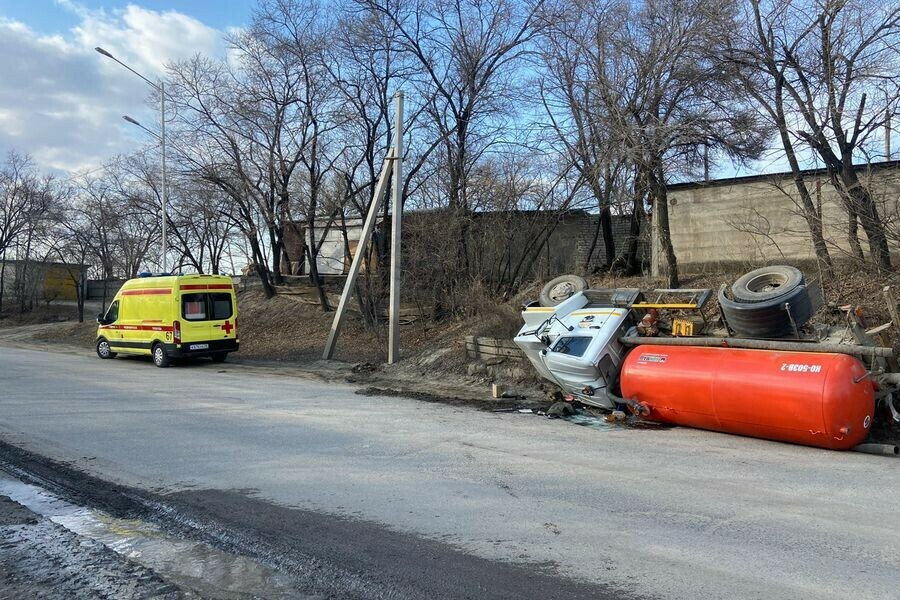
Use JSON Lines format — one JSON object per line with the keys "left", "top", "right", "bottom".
{"left": 189, "top": 343, "right": 209, "bottom": 350}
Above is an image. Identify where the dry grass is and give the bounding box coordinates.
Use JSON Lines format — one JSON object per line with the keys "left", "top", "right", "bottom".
{"left": 0, "top": 305, "right": 81, "bottom": 328}
{"left": 30, "top": 321, "right": 96, "bottom": 347}
{"left": 236, "top": 290, "right": 474, "bottom": 365}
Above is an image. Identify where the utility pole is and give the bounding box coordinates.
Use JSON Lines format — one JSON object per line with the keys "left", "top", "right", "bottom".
{"left": 388, "top": 91, "right": 404, "bottom": 364}
{"left": 160, "top": 80, "right": 168, "bottom": 273}
{"left": 886, "top": 96, "right": 892, "bottom": 160}
{"left": 95, "top": 47, "right": 168, "bottom": 273}
{"left": 322, "top": 150, "right": 394, "bottom": 360}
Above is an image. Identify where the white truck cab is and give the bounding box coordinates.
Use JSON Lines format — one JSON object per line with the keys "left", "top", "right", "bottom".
{"left": 513, "top": 289, "right": 641, "bottom": 409}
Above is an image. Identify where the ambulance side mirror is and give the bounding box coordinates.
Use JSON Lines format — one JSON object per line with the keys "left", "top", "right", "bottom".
{"left": 97, "top": 313, "right": 106, "bottom": 324}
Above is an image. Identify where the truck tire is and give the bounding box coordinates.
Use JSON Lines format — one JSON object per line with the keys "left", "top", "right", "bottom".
{"left": 731, "top": 266, "right": 804, "bottom": 303}
{"left": 211, "top": 353, "right": 228, "bottom": 363}
{"left": 718, "top": 284, "right": 813, "bottom": 338}
{"left": 96, "top": 338, "right": 116, "bottom": 359}
{"left": 539, "top": 275, "right": 589, "bottom": 307}
{"left": 152, "top": 343, "right": 171, "bottom": 368}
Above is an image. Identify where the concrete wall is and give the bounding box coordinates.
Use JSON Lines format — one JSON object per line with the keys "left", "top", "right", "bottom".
{"left": 287, "top": 211, "right": 648, "bottom": 280}
{"left": 658, "top": 163, "right": 900, "bottom": 270}
{"left": 0, "top": 260, "right": 86, "bottom": 305}
{"left": 86, "top": 280, "right": 125, "bottom": 302}
{"left": 569, "top": 213, "right": 649, "bottom": 272}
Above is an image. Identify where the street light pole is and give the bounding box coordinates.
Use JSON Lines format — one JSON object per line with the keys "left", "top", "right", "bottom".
{"left": 160, "top": 80, "right": 167, "bottom": 273}
{"left": 95, "top": 46, "right": 168, "bottom": 273}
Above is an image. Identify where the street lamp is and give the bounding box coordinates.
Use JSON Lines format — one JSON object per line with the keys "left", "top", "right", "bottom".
{"left": 123, "top": 115, "right": 157, "bottom": 138}
{"left": 96, "top": 46, "right": 169, "bottom": 273}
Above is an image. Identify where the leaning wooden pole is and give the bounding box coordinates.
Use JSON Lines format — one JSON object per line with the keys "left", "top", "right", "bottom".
{"left": 322, "top": 149, "right": 394, "bottom": 360}
{"left": 388, "top": 91, "right": 404, "bottom": 364}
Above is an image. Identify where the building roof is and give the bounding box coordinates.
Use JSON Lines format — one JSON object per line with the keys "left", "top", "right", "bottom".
{"left": 668, "top": 159, "right": 900, "bottom": 191}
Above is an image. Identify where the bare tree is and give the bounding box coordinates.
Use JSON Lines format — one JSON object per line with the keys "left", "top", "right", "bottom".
{"left": 728, "top": 0, "right": 837, "bottom": 278}
{"left": 361, "top": 0, "right": 547, "bottom": 309}
{"left": 168, "top": 5, "right": 340, "bottom": 303}
{"left": 742, "top": 0, "right": 898, "bottom": 270}
{"left": 538, "top": 4, "right": 632, "bottom": 271}
{"left": 0, "top": 153, "right": 61, "bottom": 312}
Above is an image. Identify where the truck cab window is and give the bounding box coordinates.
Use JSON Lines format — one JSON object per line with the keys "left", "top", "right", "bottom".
{"left": 104, "top": 301, "right": 119, "bottom": 323}
{"left": 551, "top": 336, "right": 592, "bottom": 357}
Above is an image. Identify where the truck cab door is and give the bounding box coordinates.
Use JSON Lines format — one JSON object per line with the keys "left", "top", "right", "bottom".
{"left": 100, "top": 300, "right": 123, "bottom": 343}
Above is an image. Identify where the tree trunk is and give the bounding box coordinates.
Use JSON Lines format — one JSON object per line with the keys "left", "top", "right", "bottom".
{"left": 623, "top": 190, "right": 647, "bottom": 276}
{"left": 600, "top": 206, "right": 615, "bottom": 268}
{"left": 339, "top": 211, "right": 372, "bottom": 325}
{"left": 269, "top": 225, "right": 284, "bottom": 285}
{"left": 648, "top": 167, "right": 679, "bottom": 287}
{"left": 773, "top": 104, "right": 834, "bottom": 279}
{"left": 0, "top": 246, "right": 5, "bottom": 314}
{"left": 76, "top": 267, "right": 85, "bottom": 324}
{"left": 247, "top": 234, "right": 275, "bottom": 298}
{"left": 304, "top": 242, "right": 330, "bottom": 312}
{"left": 841, "top": 171, "right": 892, "bottom": 269}
{"left": 583, "top": 214, "right": 602, "bottom": 272}
{"left": 845, "top": 201, "right": 865, "bottom": 261}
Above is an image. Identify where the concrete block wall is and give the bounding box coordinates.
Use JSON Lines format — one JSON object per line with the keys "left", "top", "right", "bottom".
{"left": 661, "top": 163, "right": 900, "bottom": 271}
{"left": 568, "top": 214, "right": 648, "bottom": 272}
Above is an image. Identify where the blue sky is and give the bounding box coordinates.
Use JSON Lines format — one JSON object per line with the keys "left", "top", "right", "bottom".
{"left": 1, "top": 1, "right": 885, "bottom": 180}
{"left": 0, "top": 1, "right": 254, "bottom": 173}
{"left": 0, "top": 1, "right": 255, "bottom": 32}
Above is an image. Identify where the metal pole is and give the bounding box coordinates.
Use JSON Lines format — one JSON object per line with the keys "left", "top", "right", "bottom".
{"left": 619, "top": 335, "right": 895, "bottom": 358}
{"left": 650, "top": 195, "right": 660, "bottom": 277}
{"left": 323, "top": 150, "right": 395, "bottom": 360}
{"left": 388, "top": 91, "right": 404, "bottom": 364}
{"left": 160, "top": 80, "right": 168, "bottom": 273}
{"left": 886, "top": 95, "right": 892, "bottom": 159}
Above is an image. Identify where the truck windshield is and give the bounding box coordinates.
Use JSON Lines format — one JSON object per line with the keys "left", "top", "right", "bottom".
{"left": 551, "top": 336, "right": 592, "bottom": 357}
{"left": 182, "top": 293, "right": 232, "bottom": 321}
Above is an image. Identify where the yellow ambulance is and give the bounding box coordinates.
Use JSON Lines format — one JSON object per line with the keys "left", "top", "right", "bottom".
{"left": 96, "top": 273, "right": 239, "bottom": 367}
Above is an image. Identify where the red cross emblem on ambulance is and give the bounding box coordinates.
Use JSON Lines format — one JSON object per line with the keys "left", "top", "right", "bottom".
{"left": 222, "top": 320, "right": 234, "bottom": 334}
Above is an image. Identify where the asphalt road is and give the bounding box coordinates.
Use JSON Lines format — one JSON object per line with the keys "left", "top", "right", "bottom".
{"left": 0, "top": 345, "right": 898, "bottom": 599}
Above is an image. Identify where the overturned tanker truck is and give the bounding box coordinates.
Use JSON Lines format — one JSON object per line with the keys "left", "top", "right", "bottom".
{"left": 513, "top": 266, "right": 900, "bottom": 451}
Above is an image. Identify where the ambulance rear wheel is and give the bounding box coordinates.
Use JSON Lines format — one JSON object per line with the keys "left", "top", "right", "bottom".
{"left": 96, "top": 338, "right": 116, "bottom": 359}
{"left": 211, "top": 353, "right": 228, "bottom": 363}
{"left": 152, "top": 343, "right": 170, "bottom": 368}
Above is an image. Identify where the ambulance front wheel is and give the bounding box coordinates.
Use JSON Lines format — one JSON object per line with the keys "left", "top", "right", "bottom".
{"left": 96, "top": 338, "right": 116, "bottom": 359}
{"left": 152, "top": 343, "right": 171, "bottom": 368}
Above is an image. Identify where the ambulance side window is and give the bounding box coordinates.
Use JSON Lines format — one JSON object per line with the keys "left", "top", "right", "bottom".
{"left": 182, "top": 293, "right": 208, "bottom": 321}
{"left": 104, "top": 301, "right": 119, "bottom": 323}
{"left": 210, "top": 293, "right": 232, "bottom": 320}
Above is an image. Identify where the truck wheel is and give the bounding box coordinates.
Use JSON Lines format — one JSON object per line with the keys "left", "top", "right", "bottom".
{"left": 152, "top": 343, "right": 170, "bottom": 368}
{"left": 96, "top": 338, "right": 116, "bottom": 359}
{"left": 539, "top": 275, "right": 589, "bottom": 307}
{"left": 211, "top": 353, "right": 228, "bottom": 363}
{"left": 718, "top": 284, "right": 813, "bottom": 337}
{"left": 731, "top": 266, "right": 804, "bottom": 303}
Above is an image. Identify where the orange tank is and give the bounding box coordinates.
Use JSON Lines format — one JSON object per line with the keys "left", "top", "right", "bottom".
{"left": 619, "top": 345, "right": 875, "bottom": 450}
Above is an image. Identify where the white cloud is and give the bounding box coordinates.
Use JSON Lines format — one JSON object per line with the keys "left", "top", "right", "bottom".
{"left": 0, "top": 4, "right": 226, "bottom": 174}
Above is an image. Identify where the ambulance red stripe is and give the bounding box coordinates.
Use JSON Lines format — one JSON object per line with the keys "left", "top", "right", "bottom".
{"left": 121, "top": 288, "right": 172, "bottom": 296}
{"left": 99, "top": 324, "right": 174, "bottom": 331}
{"left": 179, "top": 284, "right": 233, "bottom": 291}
